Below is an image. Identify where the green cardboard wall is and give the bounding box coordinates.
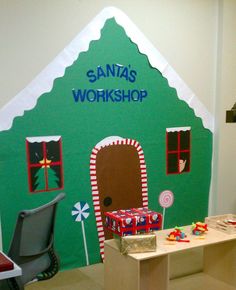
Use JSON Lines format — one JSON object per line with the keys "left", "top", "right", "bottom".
{"left": 0, "top": 9, "right": 212, "bottom": 270}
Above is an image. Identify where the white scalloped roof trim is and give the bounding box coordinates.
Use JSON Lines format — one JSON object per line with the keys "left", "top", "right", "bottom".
{"left": 0, "top": 6, "right": 214, "bottom": 132}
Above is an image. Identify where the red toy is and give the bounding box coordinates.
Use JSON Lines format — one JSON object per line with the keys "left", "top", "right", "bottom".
{"left": 167, "top": 226, "right": 190, "bottom": 242}
{"left": 192, "top": 222, "right": 208, "bottom": 235}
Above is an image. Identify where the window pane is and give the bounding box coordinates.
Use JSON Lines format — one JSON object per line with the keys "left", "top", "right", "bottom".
{"left": 180, "top": 130, "right": 190, "bottom": 150}
{"left": 30, "top": 167, "right": 46, "bottom": 191}
{"left": 47, "top": 165, "right": 62, "bottom": 188}
{"left": 167, "top": 153, "right": 178, "bottom": 173}
{"left": 167, "top": 132, "right": 178, "bottom": 151}
{"left": 46, "top": 140, "right": 61, "bottom": 162}
{"left": 28, "top": 142, "right": 43, "bottom": 164}
{"left": 180, "top": 152, "right": 190, "bottom": 172}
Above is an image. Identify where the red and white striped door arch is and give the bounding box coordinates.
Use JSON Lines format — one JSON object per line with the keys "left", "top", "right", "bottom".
{"left": 90, "top": 136, "right": 148, "bottom": 259}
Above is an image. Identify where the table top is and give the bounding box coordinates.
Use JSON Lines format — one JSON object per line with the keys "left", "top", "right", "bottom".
{"left": 0, "top": 252, "right": 22, "bottom": 280}
{"left": 105, "top": 225, "right": 236, "bottom": 261}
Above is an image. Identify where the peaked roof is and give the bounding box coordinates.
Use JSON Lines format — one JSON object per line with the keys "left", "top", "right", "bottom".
{"left": 0, "top": 6, "right": 214, "bottom": 132}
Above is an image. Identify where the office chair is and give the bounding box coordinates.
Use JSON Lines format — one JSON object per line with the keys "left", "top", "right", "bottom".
{"left": 6, "top": 192, "right": 65, "bottom": 290}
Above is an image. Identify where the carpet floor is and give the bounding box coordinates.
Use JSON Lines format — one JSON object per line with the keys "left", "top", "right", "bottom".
{"left": 25, "top": 248, "right": 203, "bottom": 290}
{"left": 25, "top": 263, "right": 104, "bottom": 290}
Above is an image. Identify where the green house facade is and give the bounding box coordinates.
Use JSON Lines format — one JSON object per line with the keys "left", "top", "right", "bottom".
{"left": 0, "top": 7, "right": 213, "bottom": 270}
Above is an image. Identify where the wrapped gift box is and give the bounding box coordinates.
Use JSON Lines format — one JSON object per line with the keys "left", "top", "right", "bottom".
{"left": 120, "top": 233, "right": 157, "bottom": 254}
{"left": 105, "top": 207, "right": 162, "bottom": 236}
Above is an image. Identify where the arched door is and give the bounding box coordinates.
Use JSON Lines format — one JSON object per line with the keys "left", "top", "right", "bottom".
{"left": 90, "top": 136, "right": 148, "bottom": 258}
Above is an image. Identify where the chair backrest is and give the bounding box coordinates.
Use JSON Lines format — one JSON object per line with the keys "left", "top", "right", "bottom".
{"left": 7, "top": 192, "right": 65, "bottom": 286}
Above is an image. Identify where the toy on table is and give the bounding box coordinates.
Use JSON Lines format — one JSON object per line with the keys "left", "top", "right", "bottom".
{"left": 167, "top": 226, "right": 190, "bottom": 242}
{"left": 191, "top": 222, "right": 208, "bottom": 236}
{"left": 224, "top": 219, "right": 236, "bottom": 225}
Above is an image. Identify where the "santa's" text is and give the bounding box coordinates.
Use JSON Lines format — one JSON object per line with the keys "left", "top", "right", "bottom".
{"left": 72, "top": 64, "right": 148, "bottom": 103}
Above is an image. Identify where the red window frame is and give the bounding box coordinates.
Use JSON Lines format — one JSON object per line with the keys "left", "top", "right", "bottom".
{"left": 166, "top": 127, "right": 191, "bottom": 175}
{"left": 26, "top": 137, "right": 63, "bottom": 193}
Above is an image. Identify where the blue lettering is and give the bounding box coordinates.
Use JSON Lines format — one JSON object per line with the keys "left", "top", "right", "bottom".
{"left": 131, "top": 90, "right": 140, "bottom": 101}
{"left": 73, "top": 88, "right": 148, "bottom": 103}
{"left": 122, "top": 90, "right": 131, "bottom": 102}
{"left": 86, "top": 70, "right": 96, "bottom": 83}
{"left": 114, "top": 89, "right": 122, "bottom": 102}
{"left": 86, "top": 64, "right": 137, "bottom": 83}
{"left": 120, "top": 67, "right": 128, "bottom": 81}
{"left": 72, "top": 89, "right": 87, "bottom": 102}
{"left": 87, "top": 90, "right": 97, "bottom": 102}
{"left": 97, "top": 89, "right": 106, "bottom": 102}
{"left": 129, "top": 70, "right": 137, "bottom": 83}
{"left": 97, "top": 66, "right": 106, "bottom": 80}
{"left": 106, "top": 64, "right": 115, "bottom": 77}
{"left": 106, "top": 90, "right": 114, "bottom": 102}
{"left": 140, "top": 90, "right": 148, "bottom": 102}
{"left": 115, "top": 64, "right": 123, "bottom": 77}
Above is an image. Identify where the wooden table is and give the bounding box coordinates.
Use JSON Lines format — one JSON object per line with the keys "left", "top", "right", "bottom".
{"left": 104, "top": 225, "right": 236, "bottom": 290}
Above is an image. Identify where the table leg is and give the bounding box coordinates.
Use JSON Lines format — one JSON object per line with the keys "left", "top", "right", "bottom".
{"left": 104, "top": 243, "right": 140, "bottom": 290}
{"left": 204, "top": 240, "right": 236, "bottom": 287}
{"left": 105, "top": 243, "right": 169, "bottom": 290}
{"left": 140, "top": 255, "right": 169, "bottom": 290}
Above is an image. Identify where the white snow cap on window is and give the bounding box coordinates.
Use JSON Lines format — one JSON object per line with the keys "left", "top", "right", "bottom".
{"left": 166, "top": 127, "right": 191, "bottom": 132}
{"left": 26, "top": 136, "right": 61, "bottom": 143}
